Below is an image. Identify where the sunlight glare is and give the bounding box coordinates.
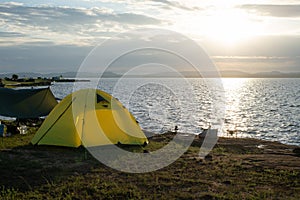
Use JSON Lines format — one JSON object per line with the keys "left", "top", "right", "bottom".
{"left": 174, "top": 6, "right": 262, "bottom": 46}
{"left": 222, "top": 78, "right": 250, "bottom": 136}
{"left": 203, "top": 10, "right": 261, "bottom": 46}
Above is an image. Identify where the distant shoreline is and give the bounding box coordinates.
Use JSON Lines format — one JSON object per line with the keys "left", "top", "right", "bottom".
{"left": 1, "top": 71, "right": 300, "bottom": 79}
{"left": 0, "top": 76, "right": 90, "bottom": 88}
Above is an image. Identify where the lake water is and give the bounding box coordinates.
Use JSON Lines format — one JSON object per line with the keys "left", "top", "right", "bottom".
{"left": 50, "top": 78, "right": 300, "bottom": 146}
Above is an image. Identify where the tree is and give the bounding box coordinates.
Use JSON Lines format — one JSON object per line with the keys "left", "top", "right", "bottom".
{"left": 12, "top": 74, "right": 19, "bottom": 80}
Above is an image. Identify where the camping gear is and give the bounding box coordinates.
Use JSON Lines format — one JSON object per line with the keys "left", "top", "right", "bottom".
{"left": 18, "top": 125, "right": 28, "bottom": 134}
{"left": 0, "top": 121, "right": 8, "bottom": 137}
{"left": 0, "top": 122, "right": 4, "bottom": 137}
{"left": 0, "top": 87, "right": 57, "bottom": 119}
{"left": 31, "top": 88, "right": 148, "bottom": 147}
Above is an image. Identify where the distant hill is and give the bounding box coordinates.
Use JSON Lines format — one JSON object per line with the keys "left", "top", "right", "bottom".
{"left": 1, "top": 70, "right": 300, "bottom": 78}
{"left": 124, "top": 70, "right": 300, "bottom": 78}
{"left": 0, "top": 71, "right": 121, "bottom": 79}
{"left": 252, "top": 71, "right": 300, "bottom": 78}
{"left": 218, "top": 71, "right": 300, "bottom": 78}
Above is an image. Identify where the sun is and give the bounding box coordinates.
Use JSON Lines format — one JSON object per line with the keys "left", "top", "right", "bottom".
{"left": 203, "top": 10, "right": 261, "bottom": 46}
{"left": 174, "top": 7, "right": 262, "bottom": 47}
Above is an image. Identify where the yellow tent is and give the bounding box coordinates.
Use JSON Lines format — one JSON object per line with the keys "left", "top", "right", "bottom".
{"left": 31, "top": 88, "right": 148, "bottom": 147}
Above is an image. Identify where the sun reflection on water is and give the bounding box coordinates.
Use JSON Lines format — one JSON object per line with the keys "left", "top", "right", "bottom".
{"left": 222, "top": 78, "right": 251, "bottom": 137}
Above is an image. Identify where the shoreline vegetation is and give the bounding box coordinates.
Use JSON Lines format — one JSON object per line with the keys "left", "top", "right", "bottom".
{"left": 0, "top": 122, "right": 299, "bottom": 199}
{"left": 0, "top": 74, "right": 89, "bottom": 88}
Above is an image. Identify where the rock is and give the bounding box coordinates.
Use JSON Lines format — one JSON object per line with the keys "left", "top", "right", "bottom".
{"left": 143, "top": 150, "right": 150, "bottom": 153}
{"left": 205, "top": 154, "right": 213, "bottom": 161}
{"left": 293, "top": 147, "right": 300, "bottom": 155}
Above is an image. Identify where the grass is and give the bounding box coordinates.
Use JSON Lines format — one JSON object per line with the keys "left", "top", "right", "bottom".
{"left": 0, "top": 124, "right": 299, "bottom": 199}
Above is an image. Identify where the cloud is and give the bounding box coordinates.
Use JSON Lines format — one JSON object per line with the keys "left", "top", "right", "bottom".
{"left": 204, "top": 35, "right": 300, "bottom": 57}
{"left": 204, "top": 35, "right": 300, "bottom": 72}
{"left": 212, "top": 55, "right": 299, "bottom": 63}
{"left": 1, "top": 1, "right": 299, "bottom": 73}
{"left": 239, "top": 4, "right": 300, "bottom": 18}
{"left": 76, "top": 29, "right": 216, "bottom": 74}
{"left": 212, "top": 55, "right": 300, "bottom": 72}
{"left": 0, "top": 43, "right": 93, "bottom": 73}
{"left": 0, "top": 3, "right": 161, "bottom": 25}
{"left": 0, "top": 31, "right": 26, "bottom": 37}
{"left": 115, "top": 13, "right": 161, "bottom": 24}
{"left": 0, "top": 2, "right": 162, "bottom": 46}
{"left": 0, "top": 30, "right": 216, "bottom": 74}
{"left": 82, "top": 0, "right": 202, "bottom": 11}
{"left": 149, "top": 0, "right": 201, "bottom": 11}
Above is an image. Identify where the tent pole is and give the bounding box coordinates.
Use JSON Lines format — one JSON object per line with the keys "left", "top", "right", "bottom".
{"left": 34, "top": 100, "right": 74, "bottom": 144}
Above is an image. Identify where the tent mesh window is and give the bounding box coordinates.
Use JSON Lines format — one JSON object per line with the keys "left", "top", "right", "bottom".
{"left": 96, "top": 94, "right": 109, "bottom": 108}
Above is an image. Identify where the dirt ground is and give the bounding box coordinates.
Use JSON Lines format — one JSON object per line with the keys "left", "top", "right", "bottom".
{"left": 0, "top": 131, "right": 299, "bottom": 199}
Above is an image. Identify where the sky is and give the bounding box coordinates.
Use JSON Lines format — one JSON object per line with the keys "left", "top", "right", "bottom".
{"left": 0, "top": 0, "right": 300, "bottom": 74}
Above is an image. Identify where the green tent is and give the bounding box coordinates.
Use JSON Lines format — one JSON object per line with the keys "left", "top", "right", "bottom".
{"left": 0, "top": 87, "right": 58, "bottom": 118}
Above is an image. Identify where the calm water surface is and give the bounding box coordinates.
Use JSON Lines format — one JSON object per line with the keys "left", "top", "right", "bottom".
{"left": 50, "top": 78, "right": 300, "bottom": 146}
